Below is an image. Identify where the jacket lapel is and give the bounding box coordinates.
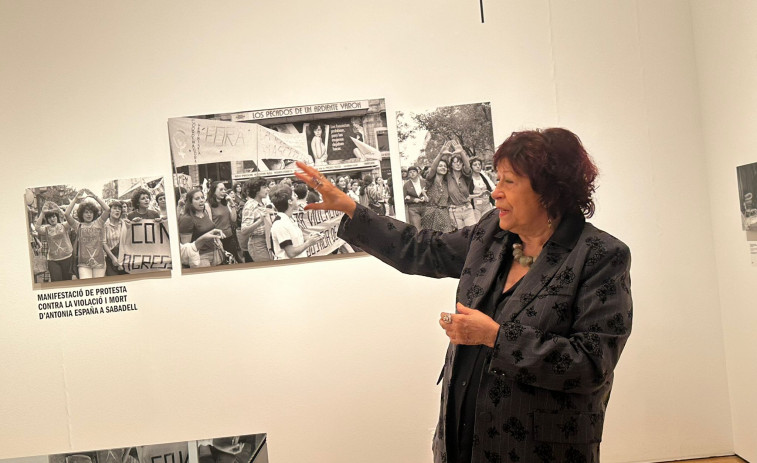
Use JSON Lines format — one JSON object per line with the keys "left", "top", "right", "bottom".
{"left": 460, "top": 225, "right": 511, "bottom": 310}
{"left": 501, "top": 243, "right": 571, "bottom": 321}
{"left": 498, "top": 213, "right": 585, "bottom": 322}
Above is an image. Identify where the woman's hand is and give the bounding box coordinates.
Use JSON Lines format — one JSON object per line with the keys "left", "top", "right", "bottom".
{"left": 196, "top": 228, "right": 224, "bottom": 246}
{"left": 439, "top": 302, "right": 500, "bottom": 347}
{"left": 294, "top": 161, "right": 357, "bottom": 218}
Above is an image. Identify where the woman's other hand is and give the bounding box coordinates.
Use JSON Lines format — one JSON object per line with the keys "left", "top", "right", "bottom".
{"left": 439, "top": 302, "right": 500, "bottom": 347}
{"left": 294, "top": 161, "right": 357, "bottom": 218}
{"left": 196, "top": 228, "right": 224, "bottom": 246}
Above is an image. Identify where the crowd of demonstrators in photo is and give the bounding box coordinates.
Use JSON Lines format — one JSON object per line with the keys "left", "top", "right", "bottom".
{"left": 176, "top": 172, "right": 391, "bottom": 268}
{"left": 402, "top": 140, "right": 498, "bottom": 233}
{"left": 29, "top": 185, "right": 166, "bottom": 283}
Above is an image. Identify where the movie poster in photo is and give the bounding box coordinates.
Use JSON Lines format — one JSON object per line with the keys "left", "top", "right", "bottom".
{"left": 737, "top": 161, "right": 757, "bottom": 233}
{"left": 167, "top": 99, "right": 395, "bottom": 272}
{"left": 395, "top": 102, "right": 495, "bottom": 233}
{"left": 26, "top": 176, "right": 171, "bottom": 286}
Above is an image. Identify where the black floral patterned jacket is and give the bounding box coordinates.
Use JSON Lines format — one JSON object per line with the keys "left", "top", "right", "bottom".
{"left": 338, "top": 204, "right": 632, "bottom": 463}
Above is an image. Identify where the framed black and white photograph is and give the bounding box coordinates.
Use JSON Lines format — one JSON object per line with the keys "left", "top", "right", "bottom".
{"left": 50, "top": 442, "right": 187, "bottom": 463}
{"left": 41, "top": 436, "right": 267, "bottom": 463}
{"left": 26, "top": 176, "right": 171, "bottom": 286}
{"left": 168, "top": 99, "right": 395, "bottom": 272}
{"left": 395, "top": 102, "right": 495, "bottom": 233}
{"left": 737, "top": 161, "right": 757, "bottom": 232}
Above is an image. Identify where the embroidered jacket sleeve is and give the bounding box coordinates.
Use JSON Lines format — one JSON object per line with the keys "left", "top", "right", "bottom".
{"left": 488, "top": 236, "right": 632, "bottom": 394}
{"left": 337, "top": 204, "right": 472, "bottom": 278}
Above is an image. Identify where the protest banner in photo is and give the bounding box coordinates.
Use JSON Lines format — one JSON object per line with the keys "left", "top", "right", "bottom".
{"left": 119, "top": 219, "right": 171, "bottom": 273}
{"left": 26, "top": 176, "right": 172, "bottom": 286}
{"left": 167, "top": 98, "right": 395, "bottom": 273}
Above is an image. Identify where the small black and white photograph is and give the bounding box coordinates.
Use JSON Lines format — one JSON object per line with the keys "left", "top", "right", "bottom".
{"left": 26, "top": 176, "right": 171, "bottom": 285}
{"left": 395, "top": 102, "right": 496, "bottom": 232}
{"left": 737, "top": 161, "right": 757, "bottom": 232}
{"left": 197, "top": 434, "right": 268, "bottom": 463}
{"left": 167, "top": 99, "right": 395, "bottom": 271}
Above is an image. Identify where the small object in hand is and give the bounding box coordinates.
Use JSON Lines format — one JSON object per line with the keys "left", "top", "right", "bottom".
{"left": 441, "top": 313, "right": 452, "bottom": 324}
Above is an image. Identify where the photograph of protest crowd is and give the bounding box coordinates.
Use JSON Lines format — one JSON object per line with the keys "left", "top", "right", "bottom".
{"left": 26, "top": 177, "right": 171, "bottom": 285}
{"left": 49, "top": 442, "right": 187, "bottom": 463}
{"left": 168, "top": 99, "right": 396, "bottom": 271}
{"left": 396, "top": 102, "right": 496, "bottom": 232}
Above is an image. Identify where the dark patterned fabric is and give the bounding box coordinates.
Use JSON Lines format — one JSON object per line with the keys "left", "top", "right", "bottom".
{"left": 337, "top": 205, "right": 632, "bottom": 463}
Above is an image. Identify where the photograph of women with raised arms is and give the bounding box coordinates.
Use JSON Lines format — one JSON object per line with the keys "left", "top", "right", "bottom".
{"left": 397, "top": 103, "right": 497, "bottom": 234}
{"left": 295, "top": 128, "right": 632, "bottom": 463}
{"left": 26, "top": 177, "right": 171, "bottom": 285}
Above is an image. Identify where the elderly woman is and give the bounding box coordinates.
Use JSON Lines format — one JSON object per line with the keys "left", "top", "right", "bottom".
{"left": 295, "top": 128, "right": 632, "bottom": 463}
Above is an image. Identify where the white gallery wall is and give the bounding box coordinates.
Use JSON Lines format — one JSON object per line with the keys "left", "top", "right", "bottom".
{"left": 692, "top": 1, "right": 757, "bottom": 461}
{"left": 0, "top": 1, "right": 745, "bottom": 462}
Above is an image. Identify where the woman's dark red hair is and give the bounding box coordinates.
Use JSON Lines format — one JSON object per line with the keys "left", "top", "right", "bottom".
{"left": 493, "top": 128, "right": 598, "bottom": 218}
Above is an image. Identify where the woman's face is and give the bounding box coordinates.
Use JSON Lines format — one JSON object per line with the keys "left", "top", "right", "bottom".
{"left": 234, "top": 184, "right": 242, "bottom": 194}
{"left": 314, "top": 126, "right": 322, "bottom": 137}
{"left": 337, "top": 177, "right": 347, "bottom": 189}
{"left": 268, "top": 180, "right": 277, "bottom": 189}
{"left": 351, "top": 182, "right": 359, "bottom": 192}
{"left": 190, "top": 192, "right": 205, "bottom": 212}
{"left": 139, "top": 193, "right": 151, "bottom": 209}
{"left": 121, "top": 203, "right": 129, "bottom": 215}
{"left": 491, "top": 160, "right": 548, "bottom": 235}
{"left": 214, "top": 183, "right": 227, "bottom": 200}
{"left": 46, "top": 214, "right": 59, "bottom": 226}
{"left": 437, "top": 161, "right": 448, "bottom": 176}
{"left": 82, "top": 208, "right": 94, "bottom": 223}
{"left": 451, "top": 157, "right": 463, "bottom": 172}
{"left": 471, "top": 161, "right": 482, "bottom": 173}
{"left": 110, "top": 205, "right": 122, "bottom": 219}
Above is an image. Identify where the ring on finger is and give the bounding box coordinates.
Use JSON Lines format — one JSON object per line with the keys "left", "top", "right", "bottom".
{"left": 441, "top": 313, "right": 452, "bottom": 324}
{"left": 312, "top": 177, "right": 323, "bottom": 189}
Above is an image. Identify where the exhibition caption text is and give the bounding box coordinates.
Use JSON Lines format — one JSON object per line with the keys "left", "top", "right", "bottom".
{"left": 36, "top": 285, "right": 137, "bottom": 320}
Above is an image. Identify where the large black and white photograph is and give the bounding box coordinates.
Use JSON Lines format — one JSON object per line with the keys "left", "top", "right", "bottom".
{"left": 49, "top": 442, "right": 187, "bottom": 463}
{"left": 168, "top": 99, "right": 395, "bottom": 271}
{"left": 26, "top": 177, "right": 171, "bottom": 285}
{"left": 737, "top": 161, "right": 757, "bottom": 232}
{"left": 395, "top": 102, "right": 495, "bottom": 232}
{"left": 22, "top": 434, "right": 267, "bottom": 463}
